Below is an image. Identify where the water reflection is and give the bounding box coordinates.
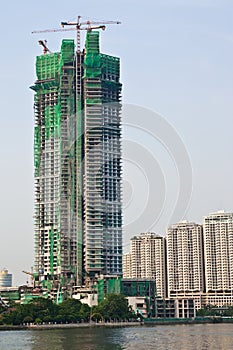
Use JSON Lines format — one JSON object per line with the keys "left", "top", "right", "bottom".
{"left": 28, "top": 327, "right": 123, "bottom": 350}
{"left": 113, "top": 324, "right": 233, "bottom": 350}
{"left": 0, "top": 324, "right": 233, "bottom": 350}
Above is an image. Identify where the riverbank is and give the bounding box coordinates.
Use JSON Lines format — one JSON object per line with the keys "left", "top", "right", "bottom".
{"left": 1, "top": 323, "right": 233, "bottom": 349}
{"left": 144, "top": 316, "right": 233, "bottom": 325}
{"left": 1, "top": 317, "right": 233, "bottom": 331}
{"left": 0, "top": 321, "right": 141, "bottom": 331}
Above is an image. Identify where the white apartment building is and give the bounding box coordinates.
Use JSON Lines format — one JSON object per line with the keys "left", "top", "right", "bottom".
{"left": 122, "top": 253, "right": 132, "bottom": 279}
{"left": 166, "top": 222, "right": 204, "bottom": 309}
{"left": 123, "top": 233, "right": 166, "bottom": 298}
{"left": 203, "top": 211, "right": 233, "bottom": 306}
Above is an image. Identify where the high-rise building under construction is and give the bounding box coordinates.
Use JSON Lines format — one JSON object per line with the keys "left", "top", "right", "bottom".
{"left": 31, "top": 31, "right": 122, "bottom": 294}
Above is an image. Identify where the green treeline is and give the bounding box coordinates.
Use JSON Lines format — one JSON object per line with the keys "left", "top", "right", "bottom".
{"left": 0, "top": 294, "right": 136, "bottom": 325}
{"left": 197, "top": 305, "right": 233, "bottom": 317}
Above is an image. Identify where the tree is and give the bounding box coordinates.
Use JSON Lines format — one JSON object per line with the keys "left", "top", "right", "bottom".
{"left": 2, "top": 309, "right": 22, "bottom": 325}
{"left": 0, "top": 315, "right": 4, "bottom": 325}
{"left": 0, "top": 305, "right": 6, "bottom": 314}
{"left": 196, "top": 305, "right": 221, "bottom": 317}
{"left": 96, "top": 294, "right": 134, "bottom": 321}
{"left": 79, "top": 303, "right": 91, "bottom": 321}
{"left": 57, "top": 298, "right": 83, "bottom": 323}
{"left": 35, "top": 317, "right": 42, "bottom": 324}
{"left": 223, "top": 306, "right": 233, "bottom": 317}
{"left": 23, "top": 315, "right": 33, "bottom": 324}
{"left": 59, "top": 299, "right": 82, "bottom": 314}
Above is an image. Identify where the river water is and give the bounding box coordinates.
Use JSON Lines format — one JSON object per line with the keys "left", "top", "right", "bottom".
{"left": 1, "top": 324, "right": 233, "bottom": 350}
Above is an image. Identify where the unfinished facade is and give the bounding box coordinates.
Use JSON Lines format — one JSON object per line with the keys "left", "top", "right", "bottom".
{"left": 31, "top": 31, "right": 122, "bottom": 295}
{"left": 83, "top": 32, "right": 122, "bottom": 281}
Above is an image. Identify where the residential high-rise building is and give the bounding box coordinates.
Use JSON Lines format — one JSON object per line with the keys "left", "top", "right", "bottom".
{"left": 123, "top": 233, "right": 166, "bottom": 298}
{"left": 31, "top": 31, "right": 122, "bottom": 295}
{"left": 122, "top": 253, "right": 132, "bottom": 278}
{"left": 166, "top": 222, "right": 204, "bottom": 308}
{"left": 203, "top": 211, "right": 233, "bottom": 306}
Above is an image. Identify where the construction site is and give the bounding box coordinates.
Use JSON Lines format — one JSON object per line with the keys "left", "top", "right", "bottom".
{"left": 0, "top": 18, "right": 193, "bottom": 319}
{"left": 28, "top": 18, "right": 123, "bottom": 302}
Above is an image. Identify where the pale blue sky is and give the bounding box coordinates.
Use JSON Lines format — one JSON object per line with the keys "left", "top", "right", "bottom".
{"left": 0, "top": 0, "right": 232, "bottom": 285}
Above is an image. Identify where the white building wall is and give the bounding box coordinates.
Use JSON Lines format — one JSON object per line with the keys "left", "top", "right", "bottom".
{"left": 166, "top": 222, "right": 204, "bottom": 300}
{"left": 127, "top": 233, "right": 166, "bottom": 298}
{"left": 123, "top": 253, "right": 132, "bottom": 278}
{"left": 203, "top": 211, "right": 233, "bottom": 306}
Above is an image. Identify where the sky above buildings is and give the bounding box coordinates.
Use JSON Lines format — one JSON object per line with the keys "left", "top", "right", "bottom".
{"left": 0, "top": 0, "right": 232, "bottom": 285}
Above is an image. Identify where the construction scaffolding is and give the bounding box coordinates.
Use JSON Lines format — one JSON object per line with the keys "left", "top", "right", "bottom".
{"left": 32, "top": 40, "right": 77, "bottom": 298}
{"left": 83, "top": 32, "right": 122, "bottom": 280}
{"left": 31, "top": 30, "right": 122, "bottom": 300}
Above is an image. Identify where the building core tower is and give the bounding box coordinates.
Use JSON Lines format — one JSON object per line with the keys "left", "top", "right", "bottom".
{"left": 83, "top": 32, "right": 122, "bottom": 282}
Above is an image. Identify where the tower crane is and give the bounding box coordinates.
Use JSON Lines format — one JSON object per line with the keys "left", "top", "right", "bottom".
{"left": 32, "top": 16, "right": 121, "bottom": 53}
{"left": 61, "top": 16, "right": 121, "bottom": 52}
{"left": 38, "top": 40, "right": 52, "bottom": 54}
{"left": 22, "top": 270, "right": 34, "bottom": 286}
{"left": 22, "top": 270, "right": 34, "bottom": 276}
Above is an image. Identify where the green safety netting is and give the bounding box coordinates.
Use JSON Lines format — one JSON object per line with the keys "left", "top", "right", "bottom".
{"left": 36, "top": 53, "right": 60, "bottom": 81}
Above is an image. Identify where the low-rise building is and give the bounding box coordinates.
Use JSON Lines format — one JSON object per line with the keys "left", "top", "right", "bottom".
{"left": 0, "top": 268, "right": 12, "bottom": 287}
